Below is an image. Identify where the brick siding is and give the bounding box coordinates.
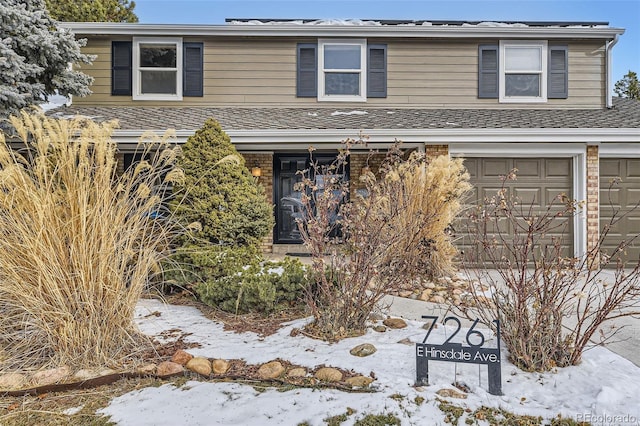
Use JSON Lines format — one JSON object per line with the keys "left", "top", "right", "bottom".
{"left": 242, "top": 153, "right": 275, "bottom": 253}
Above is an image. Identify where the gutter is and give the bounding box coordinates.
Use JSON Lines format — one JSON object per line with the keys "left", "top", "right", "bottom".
{"left": 109, "top": 127, "right": 640, "bottom": 148}
{"left": 605, "top": 34, "right": 620, "bottom": 109}
{"left": 61, "top": 22, "right": 625, "bottom": 40}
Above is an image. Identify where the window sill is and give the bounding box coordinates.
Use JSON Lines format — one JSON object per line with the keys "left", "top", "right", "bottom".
{"left": 133, "top": 94, "right": 183, "bottom": 101}
{"left": 499, "top": 97, "right": 548, "bottom": 103}
{"left": 318, "top": 95, "right": 367, "bottom": 102}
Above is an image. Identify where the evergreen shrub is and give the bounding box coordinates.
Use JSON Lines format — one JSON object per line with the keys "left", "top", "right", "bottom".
{"left": 195, "top": 252, "right": 307, "bottom": 313}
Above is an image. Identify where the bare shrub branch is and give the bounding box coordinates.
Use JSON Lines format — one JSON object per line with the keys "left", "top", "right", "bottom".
{"left": 460, "top": 169, "right": 640, "bottom": 371}
{"left": 298, "top": 138, "right": 471, "bottom": 340}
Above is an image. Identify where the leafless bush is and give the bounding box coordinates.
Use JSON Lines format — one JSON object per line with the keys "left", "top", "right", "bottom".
{"left": 0, "top": 112, "right": 183, "bottom": 370}
{"left": 298, "top": 139, "right": 471, "bottom": 340}
{"left": 460, "top": 169, "right": 640, "bottom": 371}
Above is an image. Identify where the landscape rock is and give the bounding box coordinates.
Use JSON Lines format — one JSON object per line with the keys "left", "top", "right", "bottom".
{"left": 73, "top": 368, "right": 116, "bottom": 381}
{"left": 0, "top": 372, "right": 27, "bottom": 390}
{"left": 136, "top": 363, "right": 157, "bottom": 375}
{"left": 397, "top": 337, "right": 413, "bottom": 345}
{"left": 186, "top": 357, "right": 212, "bottom": 376}
{"left": 314, "top": 367, "right": 343, "bottom": 382}
{"left": 345, "top": 376, "right": 374, "bottom": 387}
{"left": 383, "top": 318, "right": 407, "bottom": 329}
{"left": 431, "top": 295, "right": 446, "bottom": 304}
{"left": 350, "top": 343, "right": 377, "bottom": 357}
{"left": 31, "top": 366, "right": 71, "bottom": 386}
{"left": 373, "top": 325, "right": 387, "bottom": 333}
{"left": 398, "top": 290, "right": 413, "bottom": 298}
{"left": 286, "top": 367, "right": 307, "bottom": 378}
{"left": 257, "top": 361, "right": 285, "bottom": 379}
{"left": 171, "top": 349, "right": 193, "bottom": 365}
{"left": 212, "top": 359, "right": 230, "bottom": 375}
{"left": 419, "top": 289, "right": 432, "bottom": 301}
{"left": 436, "top": 388, "right": 468, "bottom": 399}
{"left": 156, "top": 361, "right": 184, "bottom": 378}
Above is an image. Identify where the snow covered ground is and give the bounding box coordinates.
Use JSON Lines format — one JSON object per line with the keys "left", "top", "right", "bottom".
{"left": 99, "top": 299, "right": 640, "bottom": 425}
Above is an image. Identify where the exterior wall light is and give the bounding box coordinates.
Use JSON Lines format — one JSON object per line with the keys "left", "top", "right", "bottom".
{"left": 251, "top": 162, "right": 262, "bottom": 178}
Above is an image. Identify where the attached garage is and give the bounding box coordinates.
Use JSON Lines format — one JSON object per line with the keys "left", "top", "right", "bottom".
{"left": 458, "top": 157, "right": 574, "bottom": 262}
{"left": 600, "top": 158, "right": 640, "bottom": 263}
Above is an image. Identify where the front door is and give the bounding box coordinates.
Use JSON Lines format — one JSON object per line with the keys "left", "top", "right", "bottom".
{"left": 274, "top": 154, "right": 348, "bottom": 244}
{"left": 274, "top": 155, "right": 307, "bottom": 243}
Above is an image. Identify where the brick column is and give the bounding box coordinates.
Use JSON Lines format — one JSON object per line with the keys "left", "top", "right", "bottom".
{"left": 349, "top": 152, "right": 386, "bottom": 194}
{"left": 242, "top": 153, "right": 274, "bottom": 253}
{"left": 425, "top": 144, "right": 449, "bottom": 158}
{"left": 586, "top": 145, "right": 600, "bottom": 260}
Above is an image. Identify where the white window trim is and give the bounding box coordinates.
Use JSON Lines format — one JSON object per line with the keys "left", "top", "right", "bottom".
{"left": 499, "top": 40, "right": 547, "bottom": 103}
{"left": 133, "top": 37, "right": 183, "bottom": 101}
{"left": 318, "top": 39, "right": 367, "bottom": 102}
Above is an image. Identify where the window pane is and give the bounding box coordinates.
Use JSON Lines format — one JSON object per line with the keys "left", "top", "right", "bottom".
{"left": 141, "top": 70, "right": 177, "bottom": 94}
{"left": 140, "top": 44, "right": 177, "bottom": 68}
{"left": 324, "top": 45, "right": 361, "bottom": 69}
{"left": 505, "top": 74, "right": 540, "bottom": 97}
{"left": 505, "top": 46, "right": 541, "bottom": 71}
{"left": 325, "top": 73, "right": 360, "bottom": 95}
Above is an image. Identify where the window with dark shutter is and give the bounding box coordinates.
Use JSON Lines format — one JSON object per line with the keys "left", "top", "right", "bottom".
{"left": 548, "top": 45, "right": 568, "bottom": 99}
{"left": 297, "top": 43, "right": 317, "bottom": 97}
{"left": 112, "top": 41, "right": 132, "bottom": 96}
{"left": 478, "top": 45, "right": 498, "bottom": 99}
{"left": 367, "top": 44, "right": 387, "bottom": 98}
{"left": 183, "top": 42, "right": 203, "bottom": 97}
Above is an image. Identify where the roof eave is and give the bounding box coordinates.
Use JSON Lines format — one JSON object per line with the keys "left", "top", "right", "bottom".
{"left": 61, "top": 22, "right": 625, "bottom": 39}
{"left": 110, "top": 128, "right": 640, "bottom": 148}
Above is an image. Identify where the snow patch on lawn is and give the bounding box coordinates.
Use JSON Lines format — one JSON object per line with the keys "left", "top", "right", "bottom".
{"left": 99, "top": 299, "right": 640, "bottom": 425}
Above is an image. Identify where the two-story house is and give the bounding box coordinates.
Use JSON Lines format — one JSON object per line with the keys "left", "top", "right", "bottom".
{"left": 52, "top": 19, "right": 640, "bottom": 259}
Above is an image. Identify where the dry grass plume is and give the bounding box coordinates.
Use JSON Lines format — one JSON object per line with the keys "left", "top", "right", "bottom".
{"left": 0, "top": 113, "right": 183, "bottom": 371}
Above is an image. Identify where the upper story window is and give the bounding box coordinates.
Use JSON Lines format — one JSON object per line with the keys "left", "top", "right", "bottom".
{"left": 501, "top": 41, "right": 547, "bottom": 102}
{"left": 478, "top": 41, "right": 568, "bottom": 102}
{"left": 319, "top": 39, "right": 367, "bottom": 101}
{"left": 112, "top": 39, "right": 203, "bottom": 99}
{"left": 297, "top": 41, "right": 387, "bottom": 102}
{"left": 133, "top": 37, "right": 183, "bottom": 101}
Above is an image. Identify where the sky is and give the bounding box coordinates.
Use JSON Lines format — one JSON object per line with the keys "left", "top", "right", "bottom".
{"left": 133, "top": 0, "right": 640, "bottom": 86}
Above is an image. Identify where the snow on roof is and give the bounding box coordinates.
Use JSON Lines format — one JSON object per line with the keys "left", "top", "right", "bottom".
{"left": 330, "top": 110, "right": 369, "bottom": 116}
{"left": 226, "top": 18, "right": 610, "bottom": 28}
{"left": 228, "top": 19, "right": 383, "bottom": 26}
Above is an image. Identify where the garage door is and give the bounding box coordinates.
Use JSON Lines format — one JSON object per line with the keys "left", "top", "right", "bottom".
{"left": 458, "top": 157, "right": 573, "bottom": 264}
{"left": 600, "top": 159, "right": 640, "bottom": 263}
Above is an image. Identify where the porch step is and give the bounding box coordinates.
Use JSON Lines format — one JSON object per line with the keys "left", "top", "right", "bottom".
{"left": 272, "top": 244, "right": 309, "bottom": 255}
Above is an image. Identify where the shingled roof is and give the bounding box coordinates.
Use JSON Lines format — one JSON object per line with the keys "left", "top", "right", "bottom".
{"left": 48, "top": 98, "right": 640, "bottom": 132}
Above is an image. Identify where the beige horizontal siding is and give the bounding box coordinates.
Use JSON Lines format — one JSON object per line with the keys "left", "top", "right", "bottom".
{"left": 74, "top": 37, "right": 606, "bottom": 109}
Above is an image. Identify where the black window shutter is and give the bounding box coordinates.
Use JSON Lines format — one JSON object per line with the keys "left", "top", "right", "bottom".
{"left": 478, "top": 45, "right": 498, "bottom": 99}
{"left": 367, "top": 44, "right": 387, "bottom": 98}
{"left": 548, "top": 45, "right": 568, "bottom": 99}
{"left": 112, "top": 41, "right": 132, "bottom": 96}
{"left": 297, "top": 43, "right": 317, "bottom": 97}
{"left": 183, "top": 42, "right": 204, "bottom": 97}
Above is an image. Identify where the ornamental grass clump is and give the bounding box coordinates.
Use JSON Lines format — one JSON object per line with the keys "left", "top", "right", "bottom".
{"left": 299, "top": 139, "right": 471, "bottom": 340}
{"left": 0, "top": 112, "right": 183, "bottom": 370}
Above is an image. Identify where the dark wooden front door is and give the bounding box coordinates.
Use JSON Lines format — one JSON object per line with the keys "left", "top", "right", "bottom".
{"left": 274, "top": 154, "right": 348, "bottom": 244}
{"left": 274, "top": 155, "right": 307, "bottom": 243}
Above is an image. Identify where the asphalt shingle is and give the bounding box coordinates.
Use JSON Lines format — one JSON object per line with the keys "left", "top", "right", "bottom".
{"left": 47, "top": 98, "right": 640, "bottom": 132}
